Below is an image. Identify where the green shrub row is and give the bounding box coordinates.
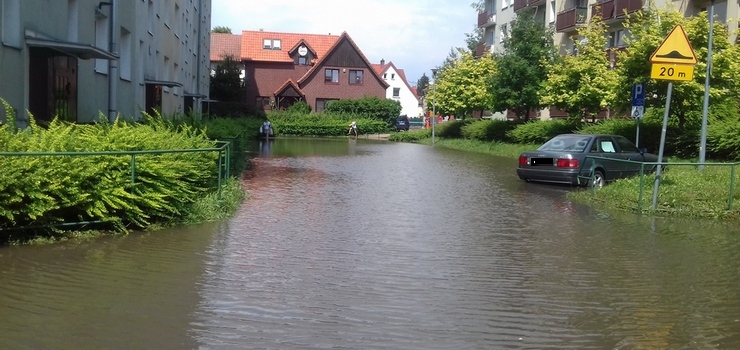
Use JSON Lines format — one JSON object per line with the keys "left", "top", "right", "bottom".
{"left": 0, "top": 103, "right": 223, "bottom": 233}
{"left": 266, "top": 111, "right": 390, "bottom": 136}
{"left": 325, "top": 96, "right": 402, "bottom": 126}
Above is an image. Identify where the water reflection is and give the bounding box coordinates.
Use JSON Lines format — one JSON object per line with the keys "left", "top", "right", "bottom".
{"left": 1, "top": 139, "right": 739, "bottom": 349}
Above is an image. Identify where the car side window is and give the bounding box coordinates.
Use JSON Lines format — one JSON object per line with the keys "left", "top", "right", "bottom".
{"left": 614, "top": 136, "right": 639, "bottom": 153}
{"left": 600, "top": 139, "right": 616, "bottom": 153}
{"left": 590, "top": 141, "right": 599, "bottom": 153}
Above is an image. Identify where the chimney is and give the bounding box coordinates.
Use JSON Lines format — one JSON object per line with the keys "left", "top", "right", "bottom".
{"left": 380, "top": 58, "right": 385, "bottom": 66}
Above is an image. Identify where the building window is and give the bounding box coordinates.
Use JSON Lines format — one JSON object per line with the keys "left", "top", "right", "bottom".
{"left": 316, "top": 98, "right": 338, "bottom": 112}
{"left": 393, "top": 88, "right": 400, "bottom": 98}
{"left": 2, "top": 0, "right": 21, "bottom": 47}
{"left": 383, "top": 73, "right": 387, "bottom": 79}
{"left": 349, "top": 70, "right": 363, "bottom": 85}
{"left": 263, "top": 38, "right": 281, "bottom": 50}
{"left": 120, "top": 28, "right": 132, "bottom": 81}
{"left": 391, "top": 73, "right": 395, "bottom": 80}
{"left": 608, "top": 29, "right": 626, "bottom": 47}
{"left": 325, "top": 69, "right": 339, "bottom": 83}
{"left": 298, "top": 57, "right": 307, "bottom": 65}
{"left": 256, "top": 96, "right": 271, "bottom": 109}
{"left": 94, "top": 14, "right": 110, "bottom": 74}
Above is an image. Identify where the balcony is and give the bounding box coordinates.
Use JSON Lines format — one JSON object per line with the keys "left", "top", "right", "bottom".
{"left": 477, "top": 10, "right": 497, "bottom": 27}
{"left": 514, "top": 0, "right": 547, "bottom": 12}
{"left": 475, "top": 42, "right": 494, "bottom": 57}
{"left": 555, "top": 7, "right": 588, "bottom": 32}
{"left": 591, "top": 0, "right": 643, "bottom": 22}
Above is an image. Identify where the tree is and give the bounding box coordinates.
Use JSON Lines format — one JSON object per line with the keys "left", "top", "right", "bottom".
{"left": 427, "top": 51, "right": 495, "bottom": 118}
{"left": 542, "top": 16, "right": 618, "bottom": 121}
{"left": 416, "top": 74, "right": 429, "bottom": 99}
{"left": 465, "top": 26, "right": 484, "bottom": 54}
{"left": 489, "top": 8, "right": 556, "bottom": 120}
{"left": 212, "top": 26, "right": 232, "bottom": 34}
{"left": 210, "top": 55, "right": 244, "bottom": 103}
{"left": 615, "top": 6, "right": 740, "bottom": 130}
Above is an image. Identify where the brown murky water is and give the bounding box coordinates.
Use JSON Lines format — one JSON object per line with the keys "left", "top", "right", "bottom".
{"left": 2, "top": 138, "right": 740, "bottom": 349}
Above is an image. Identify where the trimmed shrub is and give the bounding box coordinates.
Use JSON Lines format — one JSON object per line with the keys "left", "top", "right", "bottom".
{"left": 506, "top": 119, "right": 582, "bottom": 144}
{"left": 0, "top": 104, "right": 223, "bottom": 233}
{"left": 325, "top": 96, "right": 402, "bottom": 125}
{"left": 434, "top": 119, "right": 468, "bottom": 138}
{"left": 461, "top": 119, "right": 523, "bottom": 142}
{"left": 389, "top": 128, "right": 431, "bottom": 142}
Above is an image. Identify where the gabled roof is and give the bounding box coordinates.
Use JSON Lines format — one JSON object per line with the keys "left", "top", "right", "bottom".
{"left": 241, "top": 30, "right": 339, "bottom": 62}
{"left": 274, "top": 79, "right": 305, "bottom": 96}
{"left": 210, "top": 33, "right": 242, "bottom": 61}
{"left": 297, "top": 32, "right": 389, "bottom": 89}
{"left": 288, "top": 39, "right": 318, "bottom": 57}
{"left": 369, "top": 60, "right": 416, "bottom": 99}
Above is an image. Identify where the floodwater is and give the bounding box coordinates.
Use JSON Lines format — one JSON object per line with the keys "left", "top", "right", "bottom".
{"left": 2, "top": 137, "right": 740, "bottom": 349}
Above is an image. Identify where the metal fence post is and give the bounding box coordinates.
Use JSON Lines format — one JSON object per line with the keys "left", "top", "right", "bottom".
{"left": 729, "top": 164, "right": 736, "bottom": 211}
{"left": 130, "top": 154, "right": 136, "bottom": 184}
{"left": 638, "top": 163, "right": 645, "bottom": 212}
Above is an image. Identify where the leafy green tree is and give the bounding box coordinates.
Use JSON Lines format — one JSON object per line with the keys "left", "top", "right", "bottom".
{"left": 465, "top": 26, "right": 485, "bottom": 54}
{"left": 489, "top": 8, "right": 556, "bottom": 120}
{"left": 427, "top": 51, "right": 495, "bottom": 118}
{"left": 416, "top": 74, "right": 429, "bottom": 99}
{"left": 542, "top": 16, "right": 618, "bottom": 121}
{"left": 616, "top": 6, "right": 740, "bottom": 130}
{"left": 210, "top": 55, "right": 244, "bottom": 103}
{"left": 212, "top": 26, "right": 232, "bottom": 34}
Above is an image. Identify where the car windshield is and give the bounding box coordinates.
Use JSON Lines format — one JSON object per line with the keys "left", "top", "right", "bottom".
{"left": 538, "top": 135, "right": 591, "bottom": 152}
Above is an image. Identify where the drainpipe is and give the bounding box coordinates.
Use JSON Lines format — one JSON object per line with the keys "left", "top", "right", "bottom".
{"left": 195, "top": 0, "right": 203, "bottom": 112}
{"left": 107, "top": 0, "right": 118, "bottom": 122}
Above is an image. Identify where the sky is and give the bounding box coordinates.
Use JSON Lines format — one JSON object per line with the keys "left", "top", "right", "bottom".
{"left": 210, "top": 0, "right": 476, "bottom": 86}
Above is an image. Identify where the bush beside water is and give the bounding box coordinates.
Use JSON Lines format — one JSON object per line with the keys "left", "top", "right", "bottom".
{"left": 0, "top": 103, "right": 248, "bottom": 244}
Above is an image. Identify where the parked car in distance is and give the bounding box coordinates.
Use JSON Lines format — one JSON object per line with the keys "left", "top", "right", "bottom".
{"left": 396, "top": 115, "right": 410, "bottom": 131}
{"left": 516, "top": 134, "right": 659, "bottom": 188}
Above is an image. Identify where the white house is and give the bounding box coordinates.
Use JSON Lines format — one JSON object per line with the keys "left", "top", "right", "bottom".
{"left": 372, "top": 60, "right": 420, "bottom": 117}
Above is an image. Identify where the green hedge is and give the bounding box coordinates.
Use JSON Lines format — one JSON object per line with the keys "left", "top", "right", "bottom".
{"left": 506, "top": 119, "right": 582, "bottom": 144}
{"left": 266, "top": 111, "right": 389, "bottom": 136}
{"left": 0, "top": 103, "right": 222, "bottom": 232}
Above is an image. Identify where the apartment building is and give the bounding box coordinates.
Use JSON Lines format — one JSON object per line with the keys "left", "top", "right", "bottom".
{"left": 476, "top": 0, "right": 739, "bottom": 119}
{"left": 0, "top": 0, "right": 211, "bottom": 127}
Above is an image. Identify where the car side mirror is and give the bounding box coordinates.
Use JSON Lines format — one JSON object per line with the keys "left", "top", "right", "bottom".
{"left": 639, "top": 148, "right": 647, "bottom": 154}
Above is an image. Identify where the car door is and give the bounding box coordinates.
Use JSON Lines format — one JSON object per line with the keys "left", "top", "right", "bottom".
{"left": 613, "top": 135, "right": 644, "bottom": 178}
{"left": 594, "top": 136, "right": 621, "bottom": 180}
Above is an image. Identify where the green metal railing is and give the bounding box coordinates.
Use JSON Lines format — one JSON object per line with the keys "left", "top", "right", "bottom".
{"left": 0, "top": 141, "right": 233, "bottom": 233}
{"left": 0, "top": 141, "right": 231, "bottom": 198}
{"left": 580, "top": 156, "right": 739, "bottom": 213}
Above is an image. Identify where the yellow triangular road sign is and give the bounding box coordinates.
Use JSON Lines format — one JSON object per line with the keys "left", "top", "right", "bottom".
{"left": 650, "top": 24, "right": 698, "bottom": 65}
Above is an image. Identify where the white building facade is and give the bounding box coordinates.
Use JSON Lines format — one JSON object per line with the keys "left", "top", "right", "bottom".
{"left": 374, "top": 60, "right": 420, "bottom": 117}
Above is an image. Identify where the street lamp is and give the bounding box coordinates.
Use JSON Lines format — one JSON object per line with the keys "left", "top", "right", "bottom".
{"left": 431, "top": 68, "right": 438, "bottom": 145}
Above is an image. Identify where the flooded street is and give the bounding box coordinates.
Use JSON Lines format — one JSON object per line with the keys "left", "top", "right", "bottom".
{"left": 2, "top": 138, "right": 740, "bottom": 349}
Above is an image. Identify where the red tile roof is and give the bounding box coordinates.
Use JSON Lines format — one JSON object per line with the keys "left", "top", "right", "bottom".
{"left": 240, "top": 30, "right": 340, "bottom": 62}
{"left": 210, "top": 33, "right": 242, "bottom": 61}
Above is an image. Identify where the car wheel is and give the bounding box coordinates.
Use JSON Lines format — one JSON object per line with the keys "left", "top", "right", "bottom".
{"left": 590, "top": 170, "right": 605, "bottom": 189}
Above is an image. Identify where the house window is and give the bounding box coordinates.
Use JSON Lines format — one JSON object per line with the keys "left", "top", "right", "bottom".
{"left": 316, "top": 98, "right": 338, "bottom": 112}
{"left": 393, "top": 88, "right": 400, "bottom": 98}
{"left": 263, "top": 39, "right": 281, "bottom": 50}
{"left": 608, "top": 29, "right": 626, "bottom": 47}
{"left": 383, "top": 73, "right": 387, "bottom": 79}
{"left": 298, "top": 57, "right": 307, "bottom": 65}
{"left": 325, "top": 69, "right": 339, "bottom": 83}
{"left": 349, "top": 70, "right": 363, "bottom": 85}
{"left": 256, "top": 96, "right": 271, "bottom": 109}
{"left": 391, "top": 73, "right": 395, "bottom": 80}
{"left": 94, "top": 13, "right": 110, "bottom": 74}
{"left": 2, "top": 0, "right": 21, "bottom": 47}
{"left": 120, "top": 28, "right": 132, "bottom": 81}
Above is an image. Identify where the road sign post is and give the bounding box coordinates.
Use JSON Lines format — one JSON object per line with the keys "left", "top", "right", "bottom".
{"left": 631, "top": 82, "right": 646, "bottom": 147}
{"left": 649, "top": 24, "right": 698, "bottom": 210}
